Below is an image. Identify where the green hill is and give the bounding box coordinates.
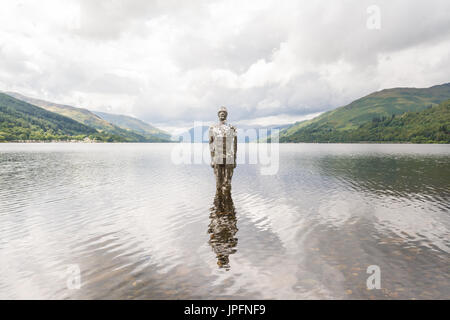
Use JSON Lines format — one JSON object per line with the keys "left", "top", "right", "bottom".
{"left": 284, "top": 99, "right": 449, "bottom": 143}
{"left": 280, "top": 100, "right": 450, "bottom": 143}
{"left": 353, "top": 99, "right": 450, "bottom": 143}
{"left": 0, "top": 93, "right": 121, "bottom": 142}
{"left": 281, "top": 83, "right": 450, "bottom": 142}
{"left": 94, "top": 111, "right": 171, "bottom": 141}
{"left": 5, "top": 92, "right": 169, "bottom": 142}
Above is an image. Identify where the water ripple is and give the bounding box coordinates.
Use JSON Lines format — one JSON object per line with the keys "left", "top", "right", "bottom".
{"left": 0, "top": 143, "right": 449, "bottom": 299}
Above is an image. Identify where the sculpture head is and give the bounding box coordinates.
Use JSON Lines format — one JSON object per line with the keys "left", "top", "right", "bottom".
{"left": 217, "top": 106, "right": 228, "bottom": 121}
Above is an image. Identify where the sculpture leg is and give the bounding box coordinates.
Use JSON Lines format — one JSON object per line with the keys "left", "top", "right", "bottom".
{"left": 214, "top": 164, "right": 225, "bottom": 192}
{"left": 224, "top": 165, "right": 234, "bottom": 192}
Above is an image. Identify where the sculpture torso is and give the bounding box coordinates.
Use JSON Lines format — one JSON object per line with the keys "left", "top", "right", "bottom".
{"left": 209, "top": 122, "right": 237, "bottom": 165}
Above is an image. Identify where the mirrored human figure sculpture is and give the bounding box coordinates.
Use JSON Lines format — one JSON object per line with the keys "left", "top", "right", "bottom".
{"left": 209, "top": 106, "right": 237, "bottom": 194}
{"left": 207, "top": 190, "right": 238, "bottom": 270}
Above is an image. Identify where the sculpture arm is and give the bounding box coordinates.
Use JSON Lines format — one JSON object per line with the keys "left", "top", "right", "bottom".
{"left": 208, "top": 127, "right": 215, "bottom": 167}
{"left": 233, "top": 130, "right": 237, "bottom": 168}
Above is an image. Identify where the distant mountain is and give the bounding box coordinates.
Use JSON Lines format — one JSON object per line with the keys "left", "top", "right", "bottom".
{"left": 176, "top": 126, "right": 210, "bottom": 143}
{"left": 5, "top": 92, "right": 169, "bottom": 142}
{"left": 281, "top": 83, "right": 450, "bottom": 142}
{"left": 93, "top": 111, "right": 171, "bottom": 141}
{"left": 177, "top": 124, "right": 290, "bottom": 143}
{"left": 0, "top": 93, "right": 118, "bottom": 142}
{"left": 238, "top": 123, "right": 291, "bottom": 142}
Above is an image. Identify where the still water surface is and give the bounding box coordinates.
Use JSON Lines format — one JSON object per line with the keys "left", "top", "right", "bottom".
{"left": 0, "top": 143, "right": 449, "bottom": 299}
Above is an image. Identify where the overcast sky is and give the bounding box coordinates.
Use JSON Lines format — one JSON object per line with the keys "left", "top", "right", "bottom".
{"left": 1, "top": 0, "right": 450, "bottom": 132}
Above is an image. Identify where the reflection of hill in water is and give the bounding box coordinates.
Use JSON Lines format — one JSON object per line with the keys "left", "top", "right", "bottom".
{"left": 208, "top": 191, "right": 238, "bottom": 270}
{"left": 314, "top": 155, "right": 450, "bottom": 204}
{"left": 287, "top": 151, "right": 450, "bottom": 299}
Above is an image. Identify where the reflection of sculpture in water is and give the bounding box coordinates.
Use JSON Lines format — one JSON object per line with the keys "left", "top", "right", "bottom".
{"left": 209, "top": 106, "right": 237, "bottom": 193}
{"left": 207, "top": 190, "right": 238, "bottom": 270}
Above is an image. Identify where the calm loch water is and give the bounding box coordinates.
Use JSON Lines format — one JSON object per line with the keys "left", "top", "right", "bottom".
{"left": 0, "top": 143, "right": 449, "bottom": 299}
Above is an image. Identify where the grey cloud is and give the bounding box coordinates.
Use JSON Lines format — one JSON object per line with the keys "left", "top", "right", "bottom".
{"left": 283, "top": 0, "right": 450, "bottom": 67}
{"left": 0, "top": 45, "right": 32, "bottom": 76}
{"left": 170, "top": 8, "right": 290, "bottom": 73}
{"left": 82, "top": 73, "right": 141, "bottom": 95}
{"left": 76, "top": 0, "right": 210, "bottom": 40}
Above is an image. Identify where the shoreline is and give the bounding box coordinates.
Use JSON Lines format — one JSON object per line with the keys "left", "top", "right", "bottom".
{"left": 0, "top": 140, "right": 175, "bottom": 144}
{"left": 1, "top": 140, "right": 447, "bottom": 144}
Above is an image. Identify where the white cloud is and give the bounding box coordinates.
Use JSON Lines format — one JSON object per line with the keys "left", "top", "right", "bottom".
{"left": 1, "top": 0, "right": 449, "bottom": 130}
